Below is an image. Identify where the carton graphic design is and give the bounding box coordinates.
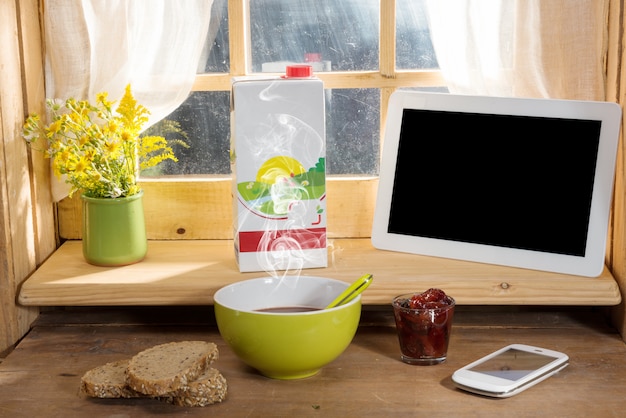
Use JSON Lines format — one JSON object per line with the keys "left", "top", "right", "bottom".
{"left": 231, "top": 66, "right": 327, "bottom": 272}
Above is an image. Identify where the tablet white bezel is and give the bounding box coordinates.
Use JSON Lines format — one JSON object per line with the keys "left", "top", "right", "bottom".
{"left": 372, "top": 91, "right": 621, "bottom": 277}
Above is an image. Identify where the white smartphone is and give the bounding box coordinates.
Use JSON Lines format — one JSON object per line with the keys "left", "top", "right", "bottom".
{"left": 452, "top": 344, "right": 569, "bottom": 398}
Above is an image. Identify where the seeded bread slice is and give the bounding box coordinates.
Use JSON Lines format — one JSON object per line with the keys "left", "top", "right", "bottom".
{"left": 80, "top": 359, "right": 144, "bottom": 399}
{"left": 165, "top": 367, "right": 228, "bottom": 407}
{"left": 126, "top": 341, "right": 218, "bottom": 396}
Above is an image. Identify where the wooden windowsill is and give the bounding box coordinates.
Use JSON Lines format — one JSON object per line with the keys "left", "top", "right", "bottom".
{"left": 19, "top": 239, "right": 622, "bottom": 306}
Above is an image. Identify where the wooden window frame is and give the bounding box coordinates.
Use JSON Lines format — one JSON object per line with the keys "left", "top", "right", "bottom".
{"left": 56, "top": 0, "right": 445, "bottom": 240}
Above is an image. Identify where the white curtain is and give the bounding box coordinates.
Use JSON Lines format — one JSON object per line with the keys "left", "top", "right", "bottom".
{"left": 44, "top": 0, "right": 214, "bottom": 201}
{"left": 426, "top": 0, "right": 608, "bottom": 101}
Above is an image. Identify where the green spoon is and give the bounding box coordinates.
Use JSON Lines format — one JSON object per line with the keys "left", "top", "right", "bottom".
{"left": 325, "top": 274, "right": 374, "bottom": 309}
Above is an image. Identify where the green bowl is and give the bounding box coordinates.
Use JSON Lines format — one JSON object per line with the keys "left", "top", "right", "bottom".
{"left": 213, "top": 276, "right": 362, "bottom": 379}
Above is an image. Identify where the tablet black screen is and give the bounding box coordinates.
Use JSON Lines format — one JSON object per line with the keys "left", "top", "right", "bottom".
{"left": 388, "top": 109, "right": 602, "bottom": 256}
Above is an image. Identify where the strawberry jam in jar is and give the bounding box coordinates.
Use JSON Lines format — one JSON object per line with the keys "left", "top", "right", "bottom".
{"left": 392, "top": 289, "right": 455, "bottom": 365}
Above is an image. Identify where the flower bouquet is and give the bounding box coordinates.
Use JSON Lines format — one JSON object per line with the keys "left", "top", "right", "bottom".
{"left": 22, "top": 84, "right": 180, "bottom": 199}
{"left": 22, "top": 85, "right": 184, "bottom": 265}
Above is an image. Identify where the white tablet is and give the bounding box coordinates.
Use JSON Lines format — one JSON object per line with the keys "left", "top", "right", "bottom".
{"left": 372, "top": 91, "right": 621, "bottom": 277}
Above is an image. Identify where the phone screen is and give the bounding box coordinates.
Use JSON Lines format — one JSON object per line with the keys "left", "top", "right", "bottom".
{"left": 468, "top": 348, "right": 559, "bottom": 381}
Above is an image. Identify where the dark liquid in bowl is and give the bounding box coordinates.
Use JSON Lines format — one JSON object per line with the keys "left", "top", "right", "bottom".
{"left": 256, "top": 306, "right": 321, "bottom": 313}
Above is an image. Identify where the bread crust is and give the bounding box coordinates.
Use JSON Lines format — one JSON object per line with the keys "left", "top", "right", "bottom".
{"left": 165, "top": 367, "right": 228, "bottom": 407}
{"left": 80, "top": 359, "right": 144, "bottom": 399}
{"left": 125, "top": 341, "right": 218, "bottom": 396}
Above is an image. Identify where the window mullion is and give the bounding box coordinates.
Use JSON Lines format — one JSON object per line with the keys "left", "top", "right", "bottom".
{"left": 229, "top": 0, "right": 249, "bottom": 76}
{"left": 380, "top": 0, "right": 397, "bottom": 78}
{"left": 380, "top": 0, "right": 397, "bottom": 165}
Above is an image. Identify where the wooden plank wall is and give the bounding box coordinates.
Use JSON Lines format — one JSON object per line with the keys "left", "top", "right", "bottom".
{"left": 56, "top": 178, "right": 378, "bottom": 240}
{"left": 0, "top": 0, "right": 55, "bottom": 356}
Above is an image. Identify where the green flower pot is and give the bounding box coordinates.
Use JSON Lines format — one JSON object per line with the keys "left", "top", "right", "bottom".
{"left": 81, "top": 191, "right": 147, "bottom": 266}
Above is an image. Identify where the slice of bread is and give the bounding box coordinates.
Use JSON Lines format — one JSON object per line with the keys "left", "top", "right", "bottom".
{"left": 165, "top": 367, "right": 228, "bottom": 407}
{"left": 80, "top": 359, "right": 144, "bottom": 399}
{"left": 126, "top": 341, "right": 218, "bottom": 396}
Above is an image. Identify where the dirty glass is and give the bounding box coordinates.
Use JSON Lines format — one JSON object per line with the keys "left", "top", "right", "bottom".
{"left": 145, "top": 88, "right": 380, "bottom": 176}
{"left": 143, "top": 1, "right": 435, "bottom": 177}
{"left": 249, "top": 0, "right": 379, "bottom": 72}
{"left": 396, "top": 0, "right": 438, "bottom": 69}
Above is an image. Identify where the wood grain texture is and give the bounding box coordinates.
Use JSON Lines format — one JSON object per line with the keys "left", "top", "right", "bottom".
{"left": 0, "top": 307, "right": 624, "bottom": 417}
{"left": 228, "top": 0, "right": 247, "bottom": 76}
{"left": 379, "top": 0, "right": 396, "bottom": 78}
{"left": 19, "top": 0, "right": 57, "bottom": 263}
{"left": 191, "top": 70, "right": 446, "bottom": 91}
{"left": 57, "top": 177, "right": 378, "bottom": 240}
{"left": 18, "top": 239, "right": 621, "bottom": 307}
{"left": 0, "top": 0, "right": 44, "bottom": 356}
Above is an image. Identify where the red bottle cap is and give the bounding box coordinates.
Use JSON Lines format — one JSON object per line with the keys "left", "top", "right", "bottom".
{"left": 285, "top": 65, "right": 313, "bottom": 78}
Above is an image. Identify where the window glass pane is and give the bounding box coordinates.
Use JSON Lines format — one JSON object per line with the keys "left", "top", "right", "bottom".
{"left": 142, "top": 91, "right": 231, "bottom": 176}
{"left": 199, "top": 0, "right": 229, "bottom": 73}
{"left": 327, "top": 89, "right": 380, "bottom": 175}
{"left": 396, "top": 0, "right": 438, "bottom": 69}
{"left": 250, "top": 0, "right": 380, "bottom": 72}
{"left": 142, "top": 88, "right": 380, "bottom": 177}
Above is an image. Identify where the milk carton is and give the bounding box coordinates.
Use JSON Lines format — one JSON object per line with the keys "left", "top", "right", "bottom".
{"left": 231, "top": 65, "right": 326, "bottom": 272}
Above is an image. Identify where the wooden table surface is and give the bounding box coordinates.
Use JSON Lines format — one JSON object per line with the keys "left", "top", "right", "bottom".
{"left": 0, "top": 306, "right": 625, "bottom": 417}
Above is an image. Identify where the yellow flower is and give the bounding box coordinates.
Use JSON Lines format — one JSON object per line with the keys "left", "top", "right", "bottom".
{"left": 79, "top": 135, "right": 89, "bottom": 147}
{"left": 73, "top": 156, "right": 91, "bottom": 174}
{"left": 22, "top": 84, "right": 185, "bottom": 199}
{"left": 104, "top": 140, "right": 121, "bottom": 156}
{"left": 107, "top": 120, "right": 119, "bottom": 133}
{"left": 84, "top": 149, "right": 96, "bottom": 161}
{"left": 46, "top": 120, "right": 62, "bottom": 137}
{"left": 51, "top": 159, "right": 63, "bottom": 178}
{"left": 58, "top": 149, "right": 71, "bottom": 165}
{"left": 96, "top": 92, "right": 108, "bottom": 104}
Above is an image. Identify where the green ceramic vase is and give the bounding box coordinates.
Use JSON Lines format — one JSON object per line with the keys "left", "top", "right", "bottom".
{"left": 81, "top": 191, "right": 148, "bottom": 266}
